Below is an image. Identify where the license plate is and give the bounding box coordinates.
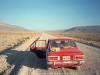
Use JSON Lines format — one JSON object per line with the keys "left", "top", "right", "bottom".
{"left": 63, "top": 56, "right": 70, "bottom": 60}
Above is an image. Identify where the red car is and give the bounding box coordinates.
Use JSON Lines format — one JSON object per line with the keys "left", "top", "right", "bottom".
{"left": 46, "top": 38, "right": 85, "bottom": 69}
{"left": 30, "top": 38, "right": 85, "bottom": 69}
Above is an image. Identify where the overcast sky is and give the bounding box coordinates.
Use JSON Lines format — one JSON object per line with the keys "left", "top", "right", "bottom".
{"left": 0, "top": 0, "right": 100, "bottom": 30}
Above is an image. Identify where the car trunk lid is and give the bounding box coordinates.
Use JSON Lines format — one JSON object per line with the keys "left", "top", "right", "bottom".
{"left": 48, "top": 48, "right": 84, "bottom": 61}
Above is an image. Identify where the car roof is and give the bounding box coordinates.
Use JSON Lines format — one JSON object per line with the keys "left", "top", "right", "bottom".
{"left": 49, "top": 37, "right": 74, "bottom": 41}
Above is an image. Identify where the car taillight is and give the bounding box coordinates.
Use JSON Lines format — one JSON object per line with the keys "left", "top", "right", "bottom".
{"left": 48, "top": 56, "right": 60, "bottom": 61}
{"left": 74, "top": 55, "right": 85, "bottom": 60}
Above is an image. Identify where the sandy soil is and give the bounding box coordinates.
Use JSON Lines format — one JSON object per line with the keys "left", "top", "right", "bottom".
{"left": 0, "top": 32, "right": 39, "bottom": 51}
{"left": 0, "top": 33, "right": 100, "bottom": 75}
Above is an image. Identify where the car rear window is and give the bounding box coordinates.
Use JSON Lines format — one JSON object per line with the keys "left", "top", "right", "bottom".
{"left": 50, "top": 40, "right": 77, "bottom": 52}
{"left": 50, "top": 40, "right": 77, "bottom": 48}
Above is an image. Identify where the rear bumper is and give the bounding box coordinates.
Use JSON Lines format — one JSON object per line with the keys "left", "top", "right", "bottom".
{"left": 47, "top": 61, "right": 85, "bottom": 67}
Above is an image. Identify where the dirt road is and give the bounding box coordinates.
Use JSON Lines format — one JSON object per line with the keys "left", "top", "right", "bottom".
{"left": 0, "top": 33, "right": 100, "bottom": 75}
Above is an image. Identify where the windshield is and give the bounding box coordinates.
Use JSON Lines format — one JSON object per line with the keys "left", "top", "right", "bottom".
{"left": 50, "top": 40, "right": 76, "bottom": 52}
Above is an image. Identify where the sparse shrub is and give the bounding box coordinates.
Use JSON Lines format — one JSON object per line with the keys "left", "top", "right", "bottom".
{"left": 0, "top": 31, "right": 40, "bottom": 50}
{"left": 48, "top": 32, "right": 100, "bottom": 48}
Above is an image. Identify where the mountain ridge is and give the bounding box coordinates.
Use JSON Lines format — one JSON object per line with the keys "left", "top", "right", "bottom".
{"left": 64, "top": 25, "right": 100, "bottom": 33}
{"left": 0, "top": 23, "right": 29, "bottom": 31}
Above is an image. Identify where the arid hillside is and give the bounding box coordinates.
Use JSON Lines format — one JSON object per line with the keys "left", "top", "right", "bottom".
{"left": 65, "top": 25, "right": 100, "bottom": 33}
{"left": 47, "top": 32, "right": 100, "bottom": 48}
{"left": 46, "top": 25, "right": 100, "bottom": 33}
{"left": 0, "top": 23, "right": 28, "bottom": 31}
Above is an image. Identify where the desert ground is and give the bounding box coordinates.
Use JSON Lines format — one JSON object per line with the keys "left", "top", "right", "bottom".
{"left": 0, "top": 32, "right": 40, "bottom": 51}
{"left": 0, "top": 32, "right": 100, "bottom": 75}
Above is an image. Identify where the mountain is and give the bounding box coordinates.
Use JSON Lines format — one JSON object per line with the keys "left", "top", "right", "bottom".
{"left": 45, "top": 30, "right": 65, "bottom": 33}
{"left": 0, "top": 23, "right": 29, "bottom": 31}
{"left": 64, "top": 25, "right": 100, "bottom": 33}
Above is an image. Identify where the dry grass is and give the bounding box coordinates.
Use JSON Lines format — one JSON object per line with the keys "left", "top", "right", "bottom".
{"left": 0, "top": 31, "right": 40, "bottom": 51}
{"left": 47, "top": 32, "right": 100, "bottom": 48}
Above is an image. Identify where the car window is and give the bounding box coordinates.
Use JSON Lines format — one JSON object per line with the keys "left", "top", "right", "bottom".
{"left": 50, "top": 40, "right": 76, "bottom": 51}
{"left": 51, "top": 40, "right": 76, "bottom": 47}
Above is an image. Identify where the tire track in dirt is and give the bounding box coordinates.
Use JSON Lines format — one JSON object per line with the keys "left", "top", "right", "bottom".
{"left": 0, "top": 33, "right": 79, "bottom": 75}
{"left": 26, "top": 33, "right": 79, "bottom": 75}
{"left": 76, "top": 43, "right": 100, "bottom": 75}
{"left": 0, "top": 35, "right": 41, "bottom": 75}
{"left": 1, "top": 33, "right": 99, "bottom": 75}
